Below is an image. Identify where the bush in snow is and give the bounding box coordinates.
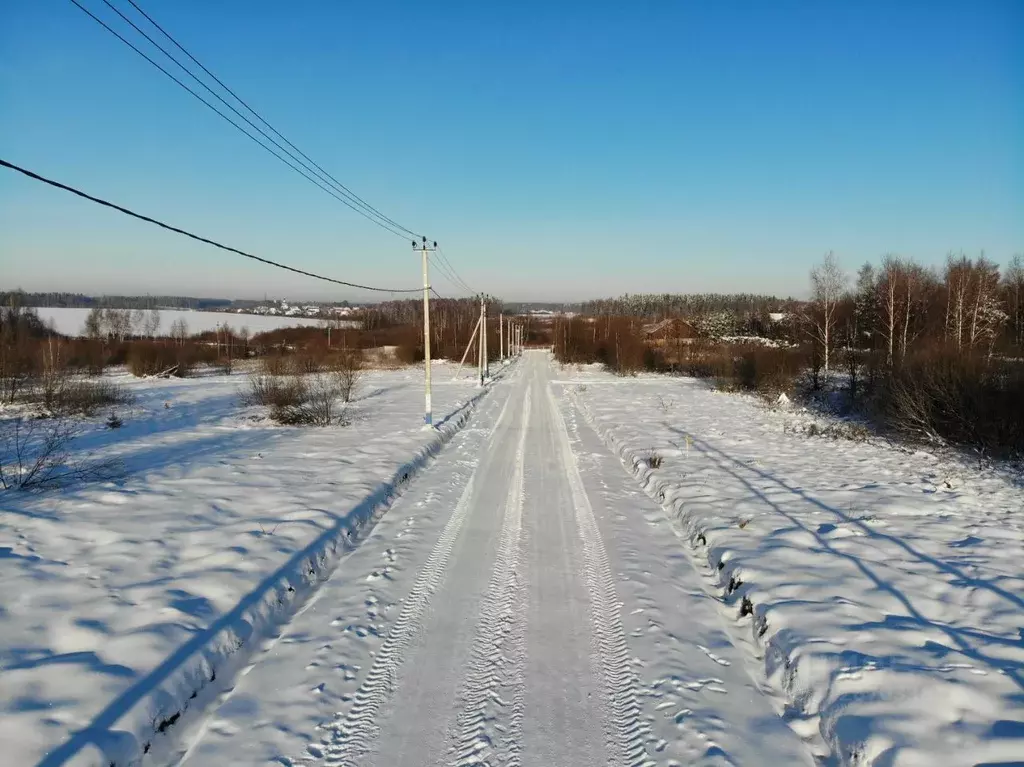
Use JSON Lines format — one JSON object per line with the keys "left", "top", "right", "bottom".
{"left": 270, "top": 376, "right": 347, "bottom": 426}
{"left": 242, "top": 374, "right": 309, "bottom": 409}
{"left": 38, "top": 378, "right": 133, "bottom": 417}
{"left": 873, "top": 350, "right": 1024, "bottom": 456}
{"left": 242, "top": 373, "right": 349, "bottom": 426}
{"left": 734, "top": 347, "right": 805, "bottom": 398}
{"left": 0, "top": 416, "right": 120, "bottom": 491}
{"left": 328, "top": 349, "right": 363, "bottom": 403}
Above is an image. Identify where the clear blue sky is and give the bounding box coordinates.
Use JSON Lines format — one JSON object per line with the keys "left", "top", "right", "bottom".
{"left": 1, "top": 0, "right": 1021, "bottom": 302}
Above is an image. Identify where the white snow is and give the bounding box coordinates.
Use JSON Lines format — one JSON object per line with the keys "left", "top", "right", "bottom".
{"left": 562, "top": 365, "right": 1024, "bottom": 765}
{"left": 4, "top": 353, "right": 1021, "bottom": 767}
{"left": 173, "top": 354, "right": 815, "bottom": 767}
{"left": 34, "top": 307, "right": 342, "bottom": 337}
{"left": 0, "top": 362, "right": 489, "bottom": 767}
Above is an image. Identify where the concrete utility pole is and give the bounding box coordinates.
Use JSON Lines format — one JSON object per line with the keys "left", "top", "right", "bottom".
{"left": 414, "top": 237, "right": 438, "bottom": 428}
{"left": 478, "top": 295, "right": 486, "bottom": 386}
{"left": 483, "top": 297, "right": 490, "bottom": 380}
{"left": 453, "top": 313, "right": 482, "bottom": 381}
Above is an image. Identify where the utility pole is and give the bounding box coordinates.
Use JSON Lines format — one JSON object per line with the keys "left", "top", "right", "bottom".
{"left": 414, "top": 237, "right": 438, "bottom": 427}
{"left": 453, "top": 312, "right": 482, "bottom": 381}
{"left": 478, "top": 295, "right": 485, "bottom": 386}
{"left": 499, "top": 310, "right": 504, "bottom": 362}
{"left": 483, "top": 296, "right": 490, "bottom": 380}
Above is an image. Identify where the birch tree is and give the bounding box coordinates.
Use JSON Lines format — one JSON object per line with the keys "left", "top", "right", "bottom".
{"left": 807, "top": 251, "right": 846, "bottom": 374}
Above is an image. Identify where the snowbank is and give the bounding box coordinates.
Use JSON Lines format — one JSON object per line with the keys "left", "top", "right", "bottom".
{"left": 563, "top": 369, "right": 1024, "bottom": 765}
{"left": 0, "top": 362, "right": 500, "bottom": 766}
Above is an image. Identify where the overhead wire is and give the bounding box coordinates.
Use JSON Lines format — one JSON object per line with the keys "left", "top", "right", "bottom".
{"left": 435, "top": 244, "right": 476, "bottom": 295}
{"left": 67, "top": 0, "right": 485, "bottom": 301}
{"left": 120, "top": 0, "right": 420, "bottom": 240}
{"left": 69, "top": 0, "right": 412, "bottom": 240}
{"left": 0, "top": 158, "right": 422, "bottom": 294}
{"left": 430, "top": 256, "right": 474, "bottom": 296}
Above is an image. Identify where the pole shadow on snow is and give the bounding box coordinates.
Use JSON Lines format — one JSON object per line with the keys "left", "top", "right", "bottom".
{"left": 34, "top": 390, "right": 491, "bottom": 767}
{"left": 664, "top": 425, "right": 1024, "bottom": 694}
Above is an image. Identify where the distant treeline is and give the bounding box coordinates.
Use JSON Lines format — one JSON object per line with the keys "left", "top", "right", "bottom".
{"left": 0, "top": 291, "right": 356, "bottom": 311}
{"left": 0, "top": 291, "right": 232, "bottom": 310}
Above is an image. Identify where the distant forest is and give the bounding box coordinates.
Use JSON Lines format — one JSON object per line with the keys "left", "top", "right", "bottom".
{"left": 0, "top": 291, "right": 233, "bottom": 310}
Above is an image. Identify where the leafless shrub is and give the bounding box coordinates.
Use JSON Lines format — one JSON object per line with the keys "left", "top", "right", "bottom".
{"left": 290, "top": 352, "right": 324, "bottom": 376}
{"left": 270, "top": 376, "right": 346, "bottom": 426}
{"left": 644, "top": 451, "right": 664, "bottom": 469}
{"left": 784, "top": 420, "right": 870, "bottom": 442}
{"left": 241, "top": 374, "right": 308, "bottom": 409}
{"left": 31, "top": 357, "right": 133, "bottom": 417}
{"left": 210, "top": 356, "right": 233, "bottom": 376}
{"left": 875, "top": 352, "right": 1024, "bottom": 454}
{"left": 259, "top": 355, "right": 290, "bottom": 376}
{"left": 734, "top": 347, "right": 804, "bottom": 398}
{"left": 329, "top": 349, "right": 363, "bottom": 402}
{"left": 0, "top": 416, "right": 121, "bottom": 491}
{"left": 128, "top": 342, "right": 197, "bottom": 378}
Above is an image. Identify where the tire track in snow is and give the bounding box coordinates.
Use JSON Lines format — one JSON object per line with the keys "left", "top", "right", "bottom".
{"left": 318, "top": 386, "right": 520, "bottom": 767}
{"left": 450, "top": 387, "right": 531, "bottom": 767}
{"left": 544, "top": 382, "right": 650, "bottom": 767}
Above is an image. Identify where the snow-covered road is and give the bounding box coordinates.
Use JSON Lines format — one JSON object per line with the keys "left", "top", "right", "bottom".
{"left": 178, "top": 352, "right": 815, "bottom": 766}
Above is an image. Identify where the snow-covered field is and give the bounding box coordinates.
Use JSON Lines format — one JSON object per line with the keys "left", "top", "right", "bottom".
{"left": 560, "top": 364, "right": 1024, "bottom": 765}
{"left": 34, "top": 307, "right": 337, "bottom": 337}
{"left": 3, "top": 352, "right": 1021, "bottom": 767}
{"left": 0, "top": 362, "right": 491, "bottom": 767}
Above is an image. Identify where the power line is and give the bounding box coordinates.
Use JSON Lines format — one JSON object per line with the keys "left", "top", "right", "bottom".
{"left": 108, "top": 0, "right": 482, "bottom": 299}
{"left": 438, "top": 246, "right": 475, "bottom": 294}
{"left": 435, "top": 245, "right": 476, "bottom": 294}
{"left": 431, "top": 255, "right": 473, "bottom": 296}
{"left": 68, "top": 0, "right": 413, "bottom": 240}
{"left": 1, "top": 158, "right": 422, "bottom": 294}
{"left": 120, "top": 0, "right": 420, "bottom": 240}
{"left": 99, "top": 0, "right": 413, "bottom": 238}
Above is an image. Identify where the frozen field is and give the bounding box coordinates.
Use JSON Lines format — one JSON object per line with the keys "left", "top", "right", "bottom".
{"left": 34, "top": 307, "right": 337, "bottom": 337}
{"left": 2, "top": 352, "right": 1021, "bottom": 767}
{"left": 0, "top": 361, "right": 489, "bottom": 766}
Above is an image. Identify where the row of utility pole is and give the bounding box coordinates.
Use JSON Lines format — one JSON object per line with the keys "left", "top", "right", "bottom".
{"left": 416, "top": 237, "right": 524, "bottom": 429}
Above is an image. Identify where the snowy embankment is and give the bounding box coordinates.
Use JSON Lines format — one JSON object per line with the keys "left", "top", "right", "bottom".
{"left": 0, "top": 362, "right": 496, "bottom": 767}
{"left": 560, "top": 367, "right": 1024, "bottom": 766}
{"left": 34, "top": 307, "right": 337, "bottom": 337}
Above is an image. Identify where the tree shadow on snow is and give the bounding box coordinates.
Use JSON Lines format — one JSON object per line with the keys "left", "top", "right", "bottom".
{"left": 664, "top": 424, "right": 1024, "bottom": 694}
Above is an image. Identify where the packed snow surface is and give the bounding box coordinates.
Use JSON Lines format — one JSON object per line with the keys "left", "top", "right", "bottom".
{"left": 3, "top": 352, "right": 1021, "bottom": 766}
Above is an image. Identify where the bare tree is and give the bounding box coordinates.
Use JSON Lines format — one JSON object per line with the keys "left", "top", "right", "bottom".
{"left": 143, "top": 308, "right": 161, "bottom": 338}
{"left": 170, "top": 318, "right": 189, "bottom": 346}
{"left": 806, "top": 251, "right": 846, "bottom": 375}
{"left": 966, "top": 256, "right": 1004, "bottom": 352}
{"left": 83, "top": 307, "right": 104, "bottom": 339}
{"left": 853, "top": 262, "right": 878, "bottom": 348}
{"left": 1003, "top": 254, "right": 1024, "bottom": 350}
{"left": 101, "top": 308, "right": 132, "bottom": 342}
{"left": 877, "top": 255, "right": 902, "bottom": 364}
{"left": 131, "top": 309, "right": 147, "bottom": 337}
{"left": 238, "top": 326, "right": 250, "bottom": 358}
